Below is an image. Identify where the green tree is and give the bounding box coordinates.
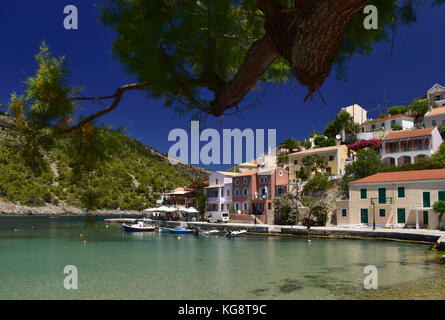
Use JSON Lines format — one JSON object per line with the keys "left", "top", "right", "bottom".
{"left": 303, "top": 174, "right": 334, "bottom": 193}
{"left": 433, "top": 200, "right": 445, "bottom": 230}
{"left": 323, "top": 111, "right": 359, "bottom": 142}
{"left": 302, "top": 154, "right": 328, "bottom": 177}
{"left": 273, "top": 193, "right": 299, "bottom": 225}
{"left": 299, "top": 197, "right": 329, "bottom": 227}
{"left": 276, "top": 153, "right": 289, "bottom": 167}
{"left": 279, "top": 138, "right": 300, "bottom": 154}
{"left": 387, "top": 105, "right": 408, "bottom": 116}
{"left": 340, "top": 149, "right": 383, "bottom": 194}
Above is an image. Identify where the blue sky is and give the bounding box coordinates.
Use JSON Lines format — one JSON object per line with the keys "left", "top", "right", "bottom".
{"left": 0, "top": 1, "right": 444, "bottom": 172}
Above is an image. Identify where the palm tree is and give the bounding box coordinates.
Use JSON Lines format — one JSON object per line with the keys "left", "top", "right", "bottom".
{"left": 279, "top": 138, "right": 300, "bottom": 154}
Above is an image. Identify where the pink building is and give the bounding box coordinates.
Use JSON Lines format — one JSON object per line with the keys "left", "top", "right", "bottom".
{"left": 231, "top": 167, "right": 288, "bottom": 224}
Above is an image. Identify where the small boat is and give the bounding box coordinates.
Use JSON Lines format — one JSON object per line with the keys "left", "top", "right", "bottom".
{"left": 226, "top": 229, "right": 247, "bottom": 238}
{"left": 208, "top": 230, "right": 220, "bottom": 235}
{"left": 158, "top": 227, "right": 172, "bottom": 233}
{"left": 169, "top": 227, "right": 194, "bottom": 234}
{"left": 122, "top": 220, "right": 155, "bottom": 232}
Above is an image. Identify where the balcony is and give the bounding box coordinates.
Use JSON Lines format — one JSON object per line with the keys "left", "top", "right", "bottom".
{"left": 251, "top": 194, "right": 270, "bottom": 200}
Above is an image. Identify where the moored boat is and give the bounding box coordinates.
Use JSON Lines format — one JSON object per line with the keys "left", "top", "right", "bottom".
{"left": 226, "top": 229, "right": 247, "bottom": 237}
{"left": 122, "top": 220, "right": 155, "bottom": 232}
{"left": 169, "top": 227, "right": 194, "bottom": 234}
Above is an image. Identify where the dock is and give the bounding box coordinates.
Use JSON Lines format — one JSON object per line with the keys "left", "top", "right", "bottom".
{"left": 104, "top": 218, "right": 138, "bottom": 223}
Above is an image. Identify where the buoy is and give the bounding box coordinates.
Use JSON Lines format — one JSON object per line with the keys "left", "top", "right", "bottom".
{"left": 32, "top": 226, "right": 35, "bottom": 230}
{"left": 178, "top": 236, "right": 181, "bottom": 240}
{"left": 65, "top": 233, "right": 69, "bottom": 237}
{"left": 83, "top": 240, "right": 87, "bottom": 245}
{"left": 80, "top": 233, "right": 83, "bottom": 238}
{"left": 105, "top": 225, "right": 109, "bottom": 228}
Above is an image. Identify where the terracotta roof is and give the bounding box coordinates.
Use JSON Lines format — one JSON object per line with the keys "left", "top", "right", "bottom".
{"left": 350, "top": 169, "right": 445, "bottom": 184}
{"left": 361, "top": 114, "right": 414, "bottom": 126}
{"left": 289, "top": 145, "right": 346, "bottom": 156}
{"left": 234, "top": 170, "right": 258, "bottom": 177}
{"left": 425, "top": 107, "right": 445, "bottom": 117}
{"left": 382, "top": 128, "right": 435, "bottom": 140}
{"left": 215, "top": 171, "right": 239, "bottom": 177}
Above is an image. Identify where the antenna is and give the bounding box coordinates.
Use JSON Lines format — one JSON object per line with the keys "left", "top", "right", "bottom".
{"left": 383, "top": 90, "right": 388, "bottom": 112}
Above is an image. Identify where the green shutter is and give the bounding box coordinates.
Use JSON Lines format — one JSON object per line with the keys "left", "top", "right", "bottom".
{"left": 423, "top": 192, "right": 431, "bottom": 208}
{"left": 342, "top": 209, "right": 347, "bottom": 217}
{"left": 423, "top": 211, "right": 429, "bottom": 225}
{"left": 378, "top": 188, "right": 386, "bottom": 204}
{"left": 439, "top": 191, "right": 445, "bottom": 201}
{"left": 360, "top": 209, "right": 368, "bottom": 223}
{"left": 379, "top": 209, "right": 386, "bottom": 217}
{"left": 397, "top": 187, "right": 405, "bottom": 198}
{"left": 397, "top": 208, "right": 406, "bottom": 224}
{"left": 360, "top": 188, "right": 367, "bottom": 199}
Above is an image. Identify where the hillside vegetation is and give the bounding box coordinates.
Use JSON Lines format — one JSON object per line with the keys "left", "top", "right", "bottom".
{"left": 0, "top": 118, "right": 210, "bottom": 211}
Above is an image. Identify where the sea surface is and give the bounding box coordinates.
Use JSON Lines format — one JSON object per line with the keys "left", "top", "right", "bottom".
{"left": 0, "top": 216, "right": 444, "bottom": 300}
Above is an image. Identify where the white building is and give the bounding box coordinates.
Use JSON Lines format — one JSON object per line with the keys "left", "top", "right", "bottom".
{"left": 427, "top": 83, "right": 445, "bottom": 107}
{"left": 360, "top": 114, "right": 415, "bottom": 133}
{"left": 424, "top": 106, "right": 445, "bottom": 128}
{"left": 340, "top": 104, "right": 368, "bottom": 125}
{"left": 204, "top": 171, "right": 238, "bottom": 214}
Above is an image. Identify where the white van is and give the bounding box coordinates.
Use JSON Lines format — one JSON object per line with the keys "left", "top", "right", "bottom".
{"left": 206, "top": 212, "right": 229, "bottom": 223}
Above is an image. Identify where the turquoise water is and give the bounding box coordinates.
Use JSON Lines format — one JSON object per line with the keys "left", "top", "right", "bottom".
{"left": 0, "top": 216, "right": 444, "bottom": 300}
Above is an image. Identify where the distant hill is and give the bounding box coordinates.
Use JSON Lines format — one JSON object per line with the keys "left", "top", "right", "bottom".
{"left": 0, "top": 115, "right": 210, "bottom": 211}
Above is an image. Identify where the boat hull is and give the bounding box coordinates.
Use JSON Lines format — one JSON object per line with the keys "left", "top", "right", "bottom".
{"left": 123, "top": 224, "right": 155, "bottom": 232}
{"left": 169, "top": 228, "right": 193, "bottom": 234}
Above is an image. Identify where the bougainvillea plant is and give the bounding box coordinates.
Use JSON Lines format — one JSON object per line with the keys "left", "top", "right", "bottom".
{"left": 348, "top": 139, "right": 382, "bottom": 151}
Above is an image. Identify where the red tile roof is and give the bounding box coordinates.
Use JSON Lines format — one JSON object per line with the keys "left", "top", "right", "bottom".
{"left": 350, "top": 169, "right": 445, "bottom": 184}
{"left": 382, "top": 128, "right": 435, "bottom": 140}
{"left": 361, "top": 114, "right": 414, "bottom": 126}
{"left": 425, "top": 107, "right": 445, "bottom": 117}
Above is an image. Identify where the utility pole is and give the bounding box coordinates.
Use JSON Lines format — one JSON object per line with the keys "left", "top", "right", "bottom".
{"left": 383, "top": 90, "right": 388, "bottom": 112}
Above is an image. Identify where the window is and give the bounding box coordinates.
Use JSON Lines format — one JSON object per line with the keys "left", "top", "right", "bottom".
{"left": 279, "top": 171, "right": 283, "bottom": 176}
{"left": 380, "top": 122, "right": 384, "bottom": 127}
{"left": 442, "top": 120, "right": 445, "bottom": 126}
{"left": 221, "top": 204, "right": 224, "bottom": 211}
{"left": 342, "top": 209, "right": 347, "bottom": 217}
{"left": 260, "top": 176, "right": 269, "bottom": 183}
{"left": 215, "top": 178, "right": 218, "bottom": 185}
{"left": 360, "top": 188, "right": 367, "bottom": 200}
{"left": 439, "top": 191, "right": 445, "bottom": 201}
{"left": 434, "top": 95, "right": 441, "bottom": 101}
{"left": 226, "top": 189, "right": 230, "bottom": 197}
{"left": 389, "top": 158, "right": 396, "bottom": 165}
{"left": 268, "top": 203, "right": 271, "bottom": 210}
{"left": 328, "top": 155, "right": 334, "bottom": 161}
{"left": 326, "top": 167, "right": 332, "bottom": 175}
{"left": 379, "top": 208, "right": 386, "bottom": 217}
{"left": 397, "top": 187, "right": 405, "bottom": 198}
{"left": 378, "top": 188, "right": 386, "bottom": 204}
{"left": 391, "top": 120, "right": 396, "bottom": 125}
{"left": 234, "top": 188, "right": 240, "bottom": 196}
{"left": 423, "top": 191, "right": 431, "bottom": 208}
{"left": 432, "top": 120, "right": 436, "bottom": 126}
{"left": 293, "top": 160, "right": 298, "bottom": 165}
{"left": 242, "top": 202, "right": 248, "bottom": 210}
{"left": 243, "top": 177, "right": 248, "bottom": 184}
{"left": 234, "top": 179, "right": 239, "bottom": 185}
{"left": 234, "top": 203, "right": 240, "bottom": 211}
{"left": 371, "top": 124, "right": 376, "bottom": 130}
{"left": 242, "top": 188, "right": 248, "bottom": 196}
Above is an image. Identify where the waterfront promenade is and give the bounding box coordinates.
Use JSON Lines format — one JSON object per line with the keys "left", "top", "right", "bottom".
{"left": 149, "top": 220, "right": 445, "bottom": 246}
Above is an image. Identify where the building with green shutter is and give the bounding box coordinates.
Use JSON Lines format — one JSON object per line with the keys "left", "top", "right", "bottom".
{"left": 336, "top": 169, "right": 445, "bottom": 229}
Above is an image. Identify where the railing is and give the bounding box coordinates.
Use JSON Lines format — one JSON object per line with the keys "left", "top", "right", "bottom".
{"left": 370, "top": 197, "right": 393, "bottom": 205}
{"left": 251, "top": 194, "right": 270, "bottom": 200}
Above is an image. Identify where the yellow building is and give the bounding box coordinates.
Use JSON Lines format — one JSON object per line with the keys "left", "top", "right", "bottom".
{"left": 288, "top": 145, "right": 349, "bottom": 182}
{"left": 336, "top": 169, "right": 445, "bottom": 229}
